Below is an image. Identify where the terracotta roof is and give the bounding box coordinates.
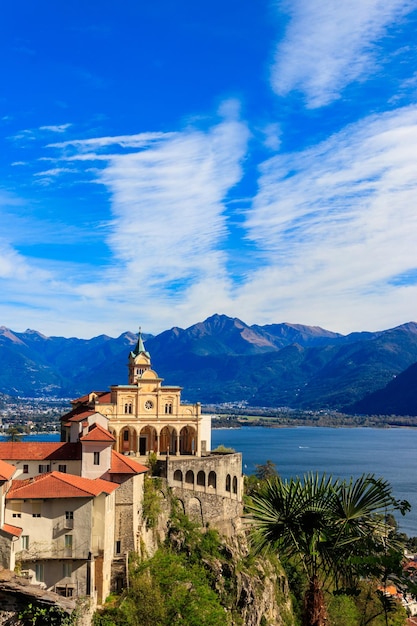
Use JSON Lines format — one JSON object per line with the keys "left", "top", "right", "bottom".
{"left": 96, "top": 392, "right": 111, "bottom": 403}
{"left": 108, "top": 451, "right": 148, "bottom": 475}
{"left": 0, "top": 442, "right": 81, "bottom": 461}
{"left": 0, "top": 459, "right": 15, "bottom": 481}
{"left": 1, "top": 523, "right": 22, "bottom": 538}
{"left": 70, "top": 391, "right": 109, "bottom": 405}
{"left": 80, "top": 423, "right": 115, "bottom": 443}
{"left": 6, "top": 471, "right": 118, "bottom": 500}
{"left": 61, "top": 409, "right": 97, "bottom": 424}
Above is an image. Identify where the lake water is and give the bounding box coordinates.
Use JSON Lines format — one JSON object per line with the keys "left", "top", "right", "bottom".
{"left": 4, "top": 428, "right": 417, "bottom": 535}
{"left": 212, "top": 426, "right": 417, "bottom": 536}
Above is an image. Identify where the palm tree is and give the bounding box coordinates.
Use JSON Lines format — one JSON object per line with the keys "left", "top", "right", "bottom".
{"left": 246, "top": 473, "right": 407, "bottom": 626}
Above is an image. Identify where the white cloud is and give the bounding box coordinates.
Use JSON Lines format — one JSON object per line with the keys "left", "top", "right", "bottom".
{"left": 15, "top": 105, "right": 250, "bottom": 334}
{"left": 39, "top": 124, "right": 72, "bottom": 133}
{"left": 271, "top": 0, "right": 417, "bottom": 107}
{"left": 237, "top": 105, "right": 417, "bottom": 332}
{"left": 48, "top": 132, "right": 175, "bottom": 152}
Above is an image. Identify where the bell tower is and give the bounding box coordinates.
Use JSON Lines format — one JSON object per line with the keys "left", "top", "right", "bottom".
{"left": 128, "top": 328, "right": 152, "bottom": 384}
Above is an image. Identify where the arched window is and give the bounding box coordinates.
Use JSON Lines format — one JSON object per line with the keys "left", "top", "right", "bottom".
{"left": 232, "top": 476, "right": 238, "bottom": 494}
{"left": 173, "top": 469, "right": 183, "bottom": 482}
{"left": 225, "top": 474, "right": 231, "bottom": 492}
{"left": 197, "top": 471, "right": 205, "bottom": 486}
{"left": 165, "top": 403, "right": 173, "bottom": 414}
{"left": 208, "top": 471, "right": 217, "bottom": 489}
{"left": 185, "top": 470, "right": 194, "bottom": 484}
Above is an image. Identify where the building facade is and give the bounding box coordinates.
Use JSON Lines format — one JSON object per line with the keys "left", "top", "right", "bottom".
{"left": 62, "top": 331, "right": 211, "bottom": 458}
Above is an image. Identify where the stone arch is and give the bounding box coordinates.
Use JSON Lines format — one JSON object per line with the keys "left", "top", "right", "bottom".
{"left": 185, "top": 470, "right": 194, "bottom": 485}
{"left": 188, "top": 497, "right": 203, "bottom": 524}
{"left": 232, "top": 476, "right": 238, "bottom": 494}
{"left": 179, "top": 425, "right": 197, "bottom": 455}
{"left": 159, "top": 425, "right": 178, "bottom": 455}
{"left": 139, "top": 425, "right": 157, "bottom": 456}
{"left": 119, "top": 426, "right": 138, "bottom": 454}
{"left": 225, "top": 474, "right": 231, "bottom": 492}
{"left": 208, "top": 471, "right": 217, "bottom": 489}
{"left": 176, "top": 499, "right": 186, "bottom": 514}
{"left": 197, "top": 470, "right": 205, "bottom": 487}
{"left": 173, "top": 469, "right": 183, "bottom": 482}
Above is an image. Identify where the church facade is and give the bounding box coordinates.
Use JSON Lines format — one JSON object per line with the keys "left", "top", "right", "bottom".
{"left": 62, "top": 331, "right": 211, "bottom": 458}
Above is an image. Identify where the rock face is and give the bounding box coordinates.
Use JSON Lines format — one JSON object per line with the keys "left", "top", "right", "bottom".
{"left": 215, "top": 534, "right": 294, "bottom": 626}
{"left": 0, "top": 568, "right": 77, "bottom": 625}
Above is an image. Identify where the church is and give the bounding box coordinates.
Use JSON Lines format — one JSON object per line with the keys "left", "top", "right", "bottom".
{"left": 61, "top": 330, "right": 212, "bottom": 457}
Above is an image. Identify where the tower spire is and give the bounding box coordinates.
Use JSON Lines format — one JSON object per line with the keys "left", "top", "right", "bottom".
{"left": 131, "top": 327, "right": 150, "bottom": 359}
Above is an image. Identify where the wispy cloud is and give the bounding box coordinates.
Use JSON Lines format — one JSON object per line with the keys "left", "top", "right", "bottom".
{"left": 0, "top": 105, "right": 250, "bottom": 336}
{"left": 238, "top": 105, "right": 417, "bottom": 331}
{"left": 72, "top": 108, "right": 250, "bottom": 315}
{"left": 271, "top": 0, "right": 417, "bottom": 107}
{"left": 39, "top": 124, "right": 72, "bottom": 133}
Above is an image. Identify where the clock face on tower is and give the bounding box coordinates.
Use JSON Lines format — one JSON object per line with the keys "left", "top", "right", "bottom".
{"left": 144, "top": 400, "right": 153, "bottom": 410}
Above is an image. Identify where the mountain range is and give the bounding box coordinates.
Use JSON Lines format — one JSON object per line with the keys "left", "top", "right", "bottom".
{"left": 1, "top": 314, "right": 417, "bottom": 415}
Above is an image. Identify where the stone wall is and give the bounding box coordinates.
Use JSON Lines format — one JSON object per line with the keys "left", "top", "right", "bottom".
{"left": 164, "top": 453, "right": 243, "bottom": 536}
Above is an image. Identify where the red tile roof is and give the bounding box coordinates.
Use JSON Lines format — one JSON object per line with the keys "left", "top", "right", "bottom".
{"left": 6, "top": 471, "right": 118, "bottom": 499}
{"left": 71, "top": 391, "right": 109, "bottom": 405}
{"left": 61, "top": 409, "right": 98, "bottom": 423}
{"left": 0, "top": 459, "right": 15, "bottom": 481}
{"left": 97, "top": 392, "right": 111, "bottom": 403}
{"left": 80, "top": 423, "right": 115, "bottom": 443}
{"left": 0, "top": 442, "right": 81, "bottom": 461}
{"left": 1, "top": 523, "right": 22, "bottom": 538}
{"left": 108, "top": 451, "right": 148, "bottom": 475}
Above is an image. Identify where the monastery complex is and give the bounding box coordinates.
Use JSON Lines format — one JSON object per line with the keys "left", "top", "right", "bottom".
{"left": 0, "top": 332, "right": 243, "bottom": 608}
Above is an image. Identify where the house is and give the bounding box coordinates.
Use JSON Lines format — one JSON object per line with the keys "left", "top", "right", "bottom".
{"left": 0, "top": 423, "right": 148, "bottom": 604}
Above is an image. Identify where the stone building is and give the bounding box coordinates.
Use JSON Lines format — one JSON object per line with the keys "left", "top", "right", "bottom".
{"left": 61, "top": 331, "right": 211, "bottom": 457}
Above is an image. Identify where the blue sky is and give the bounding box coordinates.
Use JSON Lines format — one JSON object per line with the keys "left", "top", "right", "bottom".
{"left": 2, "top": 0, "right": 417, "bottom": 338}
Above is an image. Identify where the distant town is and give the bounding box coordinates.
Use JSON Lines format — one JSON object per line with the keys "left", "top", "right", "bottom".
{"left": 2, "top": 395, "right": 417, "bottom": 437}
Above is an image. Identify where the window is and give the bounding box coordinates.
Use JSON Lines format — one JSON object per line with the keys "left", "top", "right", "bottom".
{"left": 12, "top": 504, "right": 21, "bottom": 518}
{"left": 124, "top": 403, "right": 132, "bottom": 414}
{"left": 93, "top": 451, "right": 100, "bottom": 465}
{"left": 56, "top": 586, "right": 73, "bottom": 597}
{"left": 12, "top": 513, "right": 21, "bottom": 518}
{"left": 62, "top": 562, "right": 72, "bottom": 578}
{"left": 38, "top": 464, "right": 50, "bottom": 474}
{"left": 23, "top": 464, "right": 29, "bottom": 474}
{"left": 35, "top": 563, "right": 44, "bottom": 583}
{"left": 32, "top": 502, "right": 41, "bottom": 518}
{"left": 58, "top": 464, "right": 67, "bottom": 473}
{"left": 165, "top": 403, "right": 172, "bottom": 414}
{"left": 21, "top": 535, "right": 29, "bottom": 550}
{"left": 115, "top": 540, "right": 121, "bottom": 555}
{"left": 64, "top": 535, "right": 73, "bottom": 556}
{"left": 65, "top": 511, "right": 74, "bottom": 520}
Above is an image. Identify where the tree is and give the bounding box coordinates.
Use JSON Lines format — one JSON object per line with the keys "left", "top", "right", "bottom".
{"left": 5, "top": 425, "right": 24, "bottom": 441}
{"left": 255, "top": 459, "right": 278, "bottom": 481}
{"left": 246, "top": 473, "right": 408, "bottom": 626}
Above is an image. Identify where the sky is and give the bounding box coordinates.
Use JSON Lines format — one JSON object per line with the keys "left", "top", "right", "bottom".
{"left": 2, "top": 0, "right": 417, "bottom": 338}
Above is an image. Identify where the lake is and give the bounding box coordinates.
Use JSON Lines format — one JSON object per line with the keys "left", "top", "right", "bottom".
{"left": 212, "top": 426, "right": 417, "bottom": 536}
{"left": 4, "top": 428, "right": 417, "bottom": 535}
